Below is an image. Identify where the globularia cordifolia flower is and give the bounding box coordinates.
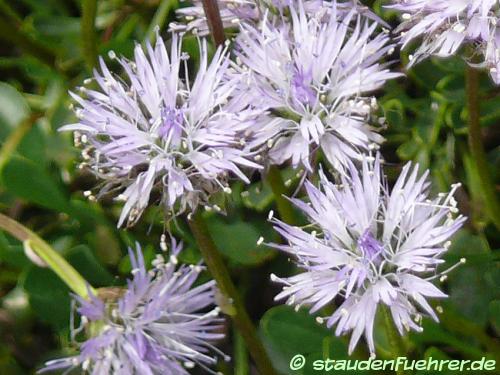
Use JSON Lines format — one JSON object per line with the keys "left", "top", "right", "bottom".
{"left": 268, "top": 155, "right": 466, "bottom": 355}
{"left": 172, "top": 0, "right": 385, "bottom": 36}
{"left": 235, "top": 5, "right": 401, "bottom": 171}
{"left": 65, "top": 33, "right": 260, "bottom": 227}
{"left": 41, "top": 241, "right": 227, "bottom": 374}
{"left": 390, "top": 0, "right": 500, "bottom": 84}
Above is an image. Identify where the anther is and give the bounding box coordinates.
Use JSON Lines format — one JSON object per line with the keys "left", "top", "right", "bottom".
{"left": 268, "top": 210, "right": 274, "bottom": 220}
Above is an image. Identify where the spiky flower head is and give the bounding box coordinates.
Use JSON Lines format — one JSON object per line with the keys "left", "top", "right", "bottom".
{"left": 390, "top": 0, "right": 500, "bottom": 84}
{"left": 269, "top": 155, "right": 466, "bottom": 355}
{"left": 173, "top": 0, "right": 386, "bottom": 36}
{"left": 41, "top": 241, "right": 226, "bottom": 374}
{"left": 65, "top": 33, "right": 260, "bottom": 227}
{"left": 234, "top": 4, "right": 400, "bottom": 172}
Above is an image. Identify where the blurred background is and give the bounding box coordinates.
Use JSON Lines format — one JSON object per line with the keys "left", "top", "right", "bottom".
{"left": 0, "top": 0, "right": 498, "bottom": 374}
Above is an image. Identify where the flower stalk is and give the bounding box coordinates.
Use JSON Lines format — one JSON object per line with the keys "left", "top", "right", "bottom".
{"left": 381, "top": 306, "right": 407, "bottom": 375}
{"left": 201, "top": 0, "right": 226, "bottom": 46}
{"left": 0, "top": 213, "right": 94, "bottom": 299}
{"left": 465, "top": 66, "right": 500, "bottom": 230}
{"left": 188, "top": 211, "right": 276, "bottom": 375}
{"left": 81, "top": 0, "right": 98, "bottom": 71}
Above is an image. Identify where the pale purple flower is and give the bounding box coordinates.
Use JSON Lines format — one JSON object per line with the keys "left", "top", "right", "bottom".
{"left": 234, "top": 5, "right": 401, "bottom": 171}
{"left": 40, "top": 240, "right": 226, "bottom": 374}
{"left": 269, "top": 155, "right": 466, "bottom": 355}
{"left": 172, "top": 0, "right": 387, "bottom": 36}
{"left": 65, "top": 33, "right": 260, "bottom": 227}
{"left": 390, "top": 0, "right": 500, "bottom": 84}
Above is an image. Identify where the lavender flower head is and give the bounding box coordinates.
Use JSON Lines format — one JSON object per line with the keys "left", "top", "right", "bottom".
{"left": 269, "top": 155, "right": 466, "bottom": 355}
{"left": 235, "top": 4, "right": 400, "bottom": 171}
{"left": 390, "top": 0, "right": 500, "bottom": 84}
{"left": 172, "top": 0, "right": 386, "bottom": 36}
{"left": 41, "top": 240, "right": 226, "bottom": 374}
{"left": 65, "top": 33, "right": 260, "bottom": 227}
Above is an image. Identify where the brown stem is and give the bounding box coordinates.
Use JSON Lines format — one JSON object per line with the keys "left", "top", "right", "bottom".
{"left": 201, "top": 0, "right": 226, "bottom": 46}
{"left": 465, "top": 66, "right": 500, "bottom": 230}
{"left": 188, "top": 211, "right": 276, "bottom": 375}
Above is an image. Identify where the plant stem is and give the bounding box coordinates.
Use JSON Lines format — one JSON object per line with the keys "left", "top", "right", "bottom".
{"left": 0, "top": 213, "right": 94, "bottom": 299}
{"left": 234, "top": 330, "right": 250, "bottom": 375}
{"left": 266, "top": 165, "right": 297, "bottom": 225}
{"left": 201, "top": 0, "right": 226, "bottom": 46}
{"left": 188, "top": 211, "right": 276, "bottom": 375}
{"left": 81, "top": 0, "right": 98, "bottom": 71}
{"left": 198, "top": 0, "right": 299, "bottom": 224}
{"left": 381, "top": 306, "right": 406, "bottom": 375}
{"left": 465, "top": 66, "right": 500, "bottom": 230}
{"left": 200, "top": 0, "right": 296, "bottom": 227}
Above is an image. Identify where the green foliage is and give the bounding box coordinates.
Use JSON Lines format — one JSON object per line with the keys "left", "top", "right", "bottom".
{"left": 1, "top": 156, "right": 70, "bottom": 212}
{"left": 0, "top": 82, "right": 30, "bottom": 134}
{"left": 205, "top": 212, "right": 277, "bottom": 266}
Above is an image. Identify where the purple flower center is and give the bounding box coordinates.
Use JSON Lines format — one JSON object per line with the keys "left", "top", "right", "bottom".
{"left": 357, "top": 229, "right": 383, "bottom": 261}
{"left": 158, "top": 107, "right": 183, "bottom": 146}
{"left": 291, "top": 67, "right": 316, "bottom": 106}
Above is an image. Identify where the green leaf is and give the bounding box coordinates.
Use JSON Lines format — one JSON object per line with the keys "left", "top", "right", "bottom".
{"left": 22, "top": 266, "right": 71, "bottom": 330}
{"left": 17, "top": 124, "right": 47, "bottom": 165}
{"left": 489, "top": 301, "right": 500, "bottom": 336}
{"left": 447, "top": 265, "right": 494, "bottom": 326}
{"left": 241, "top": 167, "right": 302, "bottom": 213}
{"left": 397, "top": 140, "right": 420, "bottom": 160}
{"left": 260, "top": 306, "right": 339, "bottom": 373}
{"left": 381, "top": 98, "right": 405, "bottom": 130}
{"left": 0, "top": 241, "right": 31, "bottom": 269}
{"left": 261, "top": 306, "right": 331, "bottom": 354}
{"left": 0, "top": 82, "right": 30, "bottom": 139}
{"left": 241, "top": 180, "right": 274, "bottom": 212}
{"left": 205, "top": 213, "right": 276, "bottom": 266}
{"left": 446, "top": 230, "right": 490, "bottom": 257}
{"left": 89, "top": 225, "right": 123, "bottom": 266}
{"left": 304, "top": 343, "right": 369, "bottom": 375}
{"left": 66, "top": 199, "right": 109, "bottom": 231}
{"left": 445, "top": 231, "right": 494, "bottom": 326}
{"left": 66, "top": 245, "right": 114, "bottom": 286}
{"left": 417, "top": 347, "right": 454, "bottom": 375}
{"left": 1, "top": 156, "right": 70, "bottom": 212}
{"left": 32, "top": 15, "right": 80, "bottom": 37}
{"left": 410, "top": 320, "right": 486, "bottom": 359}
